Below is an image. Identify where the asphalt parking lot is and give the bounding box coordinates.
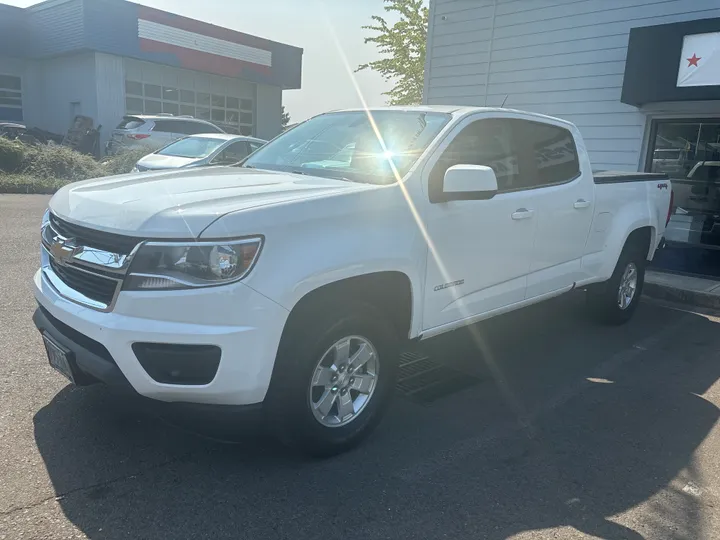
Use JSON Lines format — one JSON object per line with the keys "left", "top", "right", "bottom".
{"left": 2, "top": 193, "right": 720, "bottom": 539}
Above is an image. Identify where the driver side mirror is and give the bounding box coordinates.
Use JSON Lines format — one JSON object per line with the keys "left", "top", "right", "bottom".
{"left": 442, "top": 165, "right": 498, "bottom": 201}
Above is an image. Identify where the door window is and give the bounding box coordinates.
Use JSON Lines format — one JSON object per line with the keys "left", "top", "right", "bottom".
{"left": 430, "top": 119, "right": 522, "bottom": 200}
{"left": 152, "top": 120, "right": 177, "bottom": 134}
{"left": 213, "top": 141, "right": 250, "bottom": 164}
{"left": 520, "top": 121, "right": 580, "bottom": 187}
{"left": 168, "top": 121, "right": 218, "bottom": 135}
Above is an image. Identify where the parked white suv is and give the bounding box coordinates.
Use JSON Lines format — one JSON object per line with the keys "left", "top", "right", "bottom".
{"left": 106, "top": 115, "right": 225, "bottom": 155}
{"left": 34, "top": 106, "right": 673, "bottom": 456}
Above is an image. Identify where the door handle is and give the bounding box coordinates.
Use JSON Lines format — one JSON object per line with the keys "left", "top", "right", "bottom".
{"left": 573, "top": 199, "right": 591, "bottom": 209}
{"left": 511, "top": 208, "right": 534, "bottom": 220}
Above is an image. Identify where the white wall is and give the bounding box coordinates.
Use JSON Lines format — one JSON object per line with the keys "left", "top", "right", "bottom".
{"left": 425, "top": 0, "right": 720, "bottom": 171}
{"left": 95, "top": 53, "right": 125, "bottom": 149}
{"left": 33, "top": 52, "right": 98, "bottom": 136}
{"left": 3, "top": 52, "right": 283, "bottom": 147}
{"left": 0, "top": 56, "right": 33, "bottom": 124}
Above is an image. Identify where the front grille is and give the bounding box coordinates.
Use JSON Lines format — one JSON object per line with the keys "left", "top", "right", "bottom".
{"left": 49, "top": 258, "right": 119, "bottom": 306}
{"left": 50, "top": 214, "right": 140, "bottom": 255}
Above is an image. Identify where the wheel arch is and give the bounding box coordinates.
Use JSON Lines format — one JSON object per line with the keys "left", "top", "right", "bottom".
{"left": 279, "top": 271, "right": 415, "bottom": 348}
{"left": 623, "top": 225, "right": 655, "bottom": 261}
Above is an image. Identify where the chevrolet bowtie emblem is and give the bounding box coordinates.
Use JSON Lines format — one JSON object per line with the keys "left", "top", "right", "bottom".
{"left": 50, "top": 236, "right": 79, "bottom": 264}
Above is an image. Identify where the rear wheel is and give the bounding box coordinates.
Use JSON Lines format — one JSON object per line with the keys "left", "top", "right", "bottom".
{"left": 265, "top": 304, "right": 399, "bottom": 457}
{"left": 587, "top": 246, "right": 645, "bottom": 325}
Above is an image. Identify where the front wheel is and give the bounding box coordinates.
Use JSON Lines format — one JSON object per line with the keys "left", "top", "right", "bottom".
{"left": 587, "top": 248, "right": 645, "bottom": 325}
{"left": 265, "top": 305, "right": 399, "bottom": 457}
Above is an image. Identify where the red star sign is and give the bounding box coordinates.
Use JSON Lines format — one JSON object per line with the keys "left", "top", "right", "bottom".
{"left": 687, "top": 53, "right": 701, "bottom": 67}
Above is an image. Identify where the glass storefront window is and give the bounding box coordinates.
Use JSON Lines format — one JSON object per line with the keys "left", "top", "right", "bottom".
{"left": 649, "top": 120, "right": 720, "bottom": 250}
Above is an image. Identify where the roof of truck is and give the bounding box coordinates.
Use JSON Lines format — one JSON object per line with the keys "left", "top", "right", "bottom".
{"left": 326, "top": 105, "right": 575, "bottom": 127}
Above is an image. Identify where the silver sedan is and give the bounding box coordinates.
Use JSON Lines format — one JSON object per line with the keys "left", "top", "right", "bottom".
{"left": 132, "top": 134, "right": 266, "bottom": 172}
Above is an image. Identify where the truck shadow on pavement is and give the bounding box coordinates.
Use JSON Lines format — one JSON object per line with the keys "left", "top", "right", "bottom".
{"left": 33, "top": 296, "right": 720, "bottom": 540}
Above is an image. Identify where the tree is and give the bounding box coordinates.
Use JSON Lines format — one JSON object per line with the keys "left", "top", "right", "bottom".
{"left": 281, "top": 105, "right": 291, "bottom": 129}
{"left": 356, "top": 0, "right": 428, "bottom": 106}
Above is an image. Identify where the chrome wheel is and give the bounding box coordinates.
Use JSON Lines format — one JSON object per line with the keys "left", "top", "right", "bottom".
{"left": 617, "top": 262, "right": 638, "bottom": 310}
{"left": 309, "top": 336, "right": 379, "bottom": 428}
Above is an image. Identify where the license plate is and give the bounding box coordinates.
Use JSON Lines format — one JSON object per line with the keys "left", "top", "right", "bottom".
{"left": 43, "top": 333, "right": 75, "bottom": 384}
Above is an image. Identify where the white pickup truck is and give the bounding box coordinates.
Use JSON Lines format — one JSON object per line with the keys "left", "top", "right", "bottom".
{"left": 34, "top": 106, "right": 672, "bottom": 455}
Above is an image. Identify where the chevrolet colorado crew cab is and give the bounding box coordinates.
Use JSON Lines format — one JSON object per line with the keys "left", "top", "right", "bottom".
{"left": 34, "top": 106, "right": 673, "bottom": 455}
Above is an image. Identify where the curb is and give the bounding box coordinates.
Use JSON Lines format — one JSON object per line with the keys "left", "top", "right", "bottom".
{"left": 0, "top": 186, "right": 59, "bottom": 194}
{"left": 643, "top": 281, "right": 720, "bottom": 311}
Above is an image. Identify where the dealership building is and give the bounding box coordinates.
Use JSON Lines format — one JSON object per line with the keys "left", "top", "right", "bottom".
{"left": 0, "top": 0, "right": 302, "bottom": 147}
{"left": 424, "top": 0, "right": 720, "bottom": 274}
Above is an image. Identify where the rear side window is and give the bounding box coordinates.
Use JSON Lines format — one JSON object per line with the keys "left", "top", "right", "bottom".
{"left": 522, "top": 121, "right": 580, "bottom": 187}
{"left": 152, "top": 120, "right": 177, "bottom": 133}
{"left": 171, "top": 121, "right": 222, "bottom": 135}
{"left": 116, "top": 116, "right": 145, "bottom": 130}
{"left": 201, "top": 122, "right": 224, "bottom": 134}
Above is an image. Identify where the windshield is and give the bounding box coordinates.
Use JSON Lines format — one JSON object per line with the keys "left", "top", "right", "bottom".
{"left": 242, "top": 111, "right": 451, "bottom": 184}
{"left": 157, "top": 137, "right": 226, "bottom": 159}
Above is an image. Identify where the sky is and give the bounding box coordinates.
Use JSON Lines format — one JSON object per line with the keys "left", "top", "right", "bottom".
{"left": 4, "top": 0, "right": 412, "bottom": 123}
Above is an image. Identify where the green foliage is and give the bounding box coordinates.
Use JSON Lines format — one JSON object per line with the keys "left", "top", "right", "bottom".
{"left": 356, "top": 0, "right": 428, "bottom": 106}
{"left": 0, "top": 174, "right": 68, "bottom": 194}
{"left": 0, "top": 139, "right": 145, "bottom": 193}
{"left": 21, "top": 143, "right": 103, "bottom": 181}
{"left": 0, "top": 137, "right": 26, "bottom": 173}
{"left": 101, "top": 149, "right": 148, "bottom": 176}
{"left": 281, "top": 105, "right": 291, "bottom": 128}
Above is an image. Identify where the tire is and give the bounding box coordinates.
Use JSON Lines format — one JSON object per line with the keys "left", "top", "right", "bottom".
{"left": 587, "top": 245, "right": 646, "bottom": 325}
{"left": 264, "top": 303, "right": 399, "bottom": 457}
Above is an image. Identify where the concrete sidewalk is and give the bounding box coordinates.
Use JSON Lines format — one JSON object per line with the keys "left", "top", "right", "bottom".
{"left": 644, "top": 270, "right": 720, "bottom": 310}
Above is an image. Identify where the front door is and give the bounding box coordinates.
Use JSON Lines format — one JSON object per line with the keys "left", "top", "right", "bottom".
{"left": 422, "top": 117, "right": 538, "bottom": 332}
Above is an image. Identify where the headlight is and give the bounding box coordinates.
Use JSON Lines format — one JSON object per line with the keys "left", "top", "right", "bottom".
{"left": 131, "top": 166, "right": 139, "bottom": 173}
{"left": 41, "top": 209, "right": 50, "bottom": 229}
{"left": 124, "top": 237, "right": 263, "bottom": 291}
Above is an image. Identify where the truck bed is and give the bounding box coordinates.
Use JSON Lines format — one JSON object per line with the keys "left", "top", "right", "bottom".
{"left": 593, "top": 171, "right": 669, "bottom": 184}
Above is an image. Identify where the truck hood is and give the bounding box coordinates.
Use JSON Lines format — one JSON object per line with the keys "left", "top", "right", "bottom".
{"left": 49, "top": 167, "right": 367, "bottom": 238}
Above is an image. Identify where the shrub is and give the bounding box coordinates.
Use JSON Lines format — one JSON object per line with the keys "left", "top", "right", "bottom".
{"left": 0, "top": 173, "right": 69, "bottom": 194}
{"left": 0, "top": 140, "right": 149, "bottom": 194}
{"left": 101, "top": 149, "right": 148, "bottom": 176}
{"left": 0, "top": 137, "right": 26, "bottom": 173}
{"left": 21, "top": 143, "right": 103, "bottom": 181}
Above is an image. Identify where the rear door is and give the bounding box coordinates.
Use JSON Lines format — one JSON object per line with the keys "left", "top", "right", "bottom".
{"left": 518, "top": 120, "right": 595, "bottom": 298}
{"left": 151, "top": 120, "right": 182, "bottom": 149}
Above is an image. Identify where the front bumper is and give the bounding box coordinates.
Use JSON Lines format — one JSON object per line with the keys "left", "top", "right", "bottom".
{"left": 33, "top": 268, "right": 289, "bottom": 406}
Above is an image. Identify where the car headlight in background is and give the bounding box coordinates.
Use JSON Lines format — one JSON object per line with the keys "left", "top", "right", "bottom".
{"left": 131, "top": 166, "right": 139, "bottom": 173}
{"left": 124, "top": 237, "right": 263, "bottom": 291}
